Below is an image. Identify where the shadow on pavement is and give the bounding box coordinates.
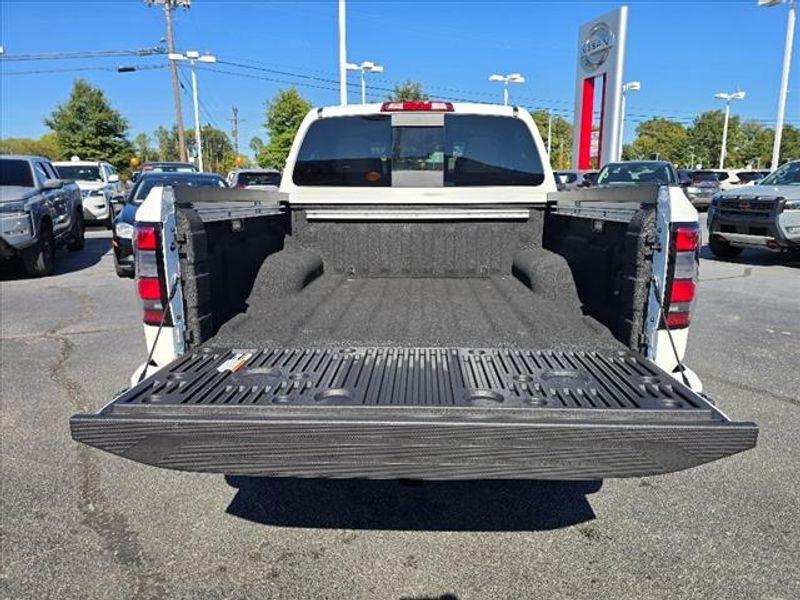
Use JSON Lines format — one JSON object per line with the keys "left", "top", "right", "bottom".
{"left": 225, "top": 476, "right": 601, "bottom": 532}
{"left": 0, "top": 232, "right": 111, "bottom": 280}
{"left": 700, "top": 244, "right": 800, "bottom": 268}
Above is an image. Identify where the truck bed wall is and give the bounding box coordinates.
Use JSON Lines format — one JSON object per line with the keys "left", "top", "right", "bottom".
{"left": 543, "top": 208, "right": 655, "bottom": 350}
{"left": 289, "top": 208, "right": 544, "bottom": 277}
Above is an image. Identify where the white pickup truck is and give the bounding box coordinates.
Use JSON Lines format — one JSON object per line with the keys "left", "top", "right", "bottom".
{"left": 71, "top": 102, "right": 756, "bottom": 480}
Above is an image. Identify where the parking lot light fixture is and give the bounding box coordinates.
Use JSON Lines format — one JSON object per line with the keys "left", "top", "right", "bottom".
{"left": 714, "top": 90, "right": 746, "bottom": 169}
{"left": 489, "top": 73, "right": 526, "bottom": 106}
{"left": 168, "top": 50, "right": 217, "bottom": 171}
{"left": 347, "top": 60, "right": 384, "bottom": 104}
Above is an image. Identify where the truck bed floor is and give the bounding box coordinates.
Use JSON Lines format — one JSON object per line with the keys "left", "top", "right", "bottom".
{"left": 210, "top": 274, "right": 622, "bottom": 351}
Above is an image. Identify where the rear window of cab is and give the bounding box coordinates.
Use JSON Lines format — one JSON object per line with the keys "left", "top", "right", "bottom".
{"left": 292, "top": 114, "right": 545, "bottom": 187}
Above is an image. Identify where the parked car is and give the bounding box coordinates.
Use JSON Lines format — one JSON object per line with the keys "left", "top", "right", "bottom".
{"left": 581, "top": 170, "right": 599, "bottom": 187}
{"left": 130, "top": 162, "right": 199, "bottom": 185}
{"left": 53, "top": 159, "right": 124, "bottom": 228}
{"left": 595, "top": 160, "right": 679, "bottom": 187}
{"left": 735, "top": 170, "right": 771, "bottom": 185}
{"left": 707, "top": 160, "right": 800, "bottom": 258}
{"left": 227, "top": 168, "right": 282, "bottom": 190}
{"left": 554, "top": 170, "right": 595, "bottom": 190}
{"left": 71, "top": 101, "right": 756, "bottom": 481}
{"left": 1, "top": 155, "right": 85, "bottom": 276}
{"left": 112, "top": 172, "right": 227, "bottom": 278}
{"left": 684, "top": 170, "right": 722, "bottom": 209}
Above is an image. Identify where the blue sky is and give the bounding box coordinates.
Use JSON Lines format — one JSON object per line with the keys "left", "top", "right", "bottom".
{"left": 1, "top": 0, "right": 798, "bottom": 151}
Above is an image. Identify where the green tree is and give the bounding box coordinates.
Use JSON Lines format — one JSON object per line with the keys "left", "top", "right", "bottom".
{"left": 45, "top": 79, "right": 133, "bottom": 170}
{"left": 531, "top": 111, "right": 573, "bottom": 169}
{"left": 197, "top": 125, "right": 235, "bottom": 174}
{"left": 737, "top": 121, "right": 774, "bottom": 169}
{"left": 625, "top": 118, "right": 689, "bottom": 164}
{"left": 778, "top": 124, "right": 800, "bottom": 164}
{"left": 132, "top": 133, "right": 158, "bottom": 163}
{"left": 0, "top": 134, "right": 61, "bottom": 159}
{"left": 687, "top": 110, "right": 745, "bottom": 168}
{"left": 256, "top": 88, "right": 311, "bottom": 169}
{"left": 388, "top": 80, "right": 429, "bottom": 102}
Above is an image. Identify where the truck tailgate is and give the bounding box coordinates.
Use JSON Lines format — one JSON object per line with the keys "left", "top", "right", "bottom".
{"left": 70, "top": 347, "right": 757, "bottom": 480}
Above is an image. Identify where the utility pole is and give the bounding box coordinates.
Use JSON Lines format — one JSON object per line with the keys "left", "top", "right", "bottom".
{"left": 547, "top": 110, "right": 553, "bottom": 160}
{"left": 146, "top": 0, "right": 190, "bottom": 162}
{"left": 228, "top": 106, "right": 240, "bottom": 154}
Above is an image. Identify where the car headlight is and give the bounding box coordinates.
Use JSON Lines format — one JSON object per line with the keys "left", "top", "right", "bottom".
{"left": 784, "top": 199, "right": 800, "bottom": 211}
{"left": 115, "top": 221, "right": 135, "bottom": 239}
{"left": 0, "top": 201, "right": 28, "bottom": 214}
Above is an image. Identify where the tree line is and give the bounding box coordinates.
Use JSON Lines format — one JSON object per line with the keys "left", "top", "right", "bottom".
{"left": 1, "top": 78, "right": 797, "bottom": 177}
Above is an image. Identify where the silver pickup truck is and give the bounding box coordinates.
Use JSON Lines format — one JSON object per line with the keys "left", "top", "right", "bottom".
{"left": 0, "top": 154, "right": 85, "bottom": 276}
{"left": 708, "top": 160, "right": 800, "bottom": 258}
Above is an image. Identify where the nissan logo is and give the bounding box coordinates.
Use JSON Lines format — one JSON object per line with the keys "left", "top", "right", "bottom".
{"left": 581, "top": 23, "right": 615, "bottom": 72}
{"left": 739, "top": 200, "right": 751, "bottom": 210}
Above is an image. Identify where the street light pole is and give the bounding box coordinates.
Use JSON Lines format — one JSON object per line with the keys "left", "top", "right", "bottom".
{"left": 760, "top": 0, "right": 797, "bottom": 170}
{"left": 489, "top": 73, "right": 525, "bottom": 106}
{"left": 714, "top": 90, "right": 746, "bottom": 169}
{"left": 338, "top": 0, "right": 347, "bottom": 105}
{"left": 618, "top": 81, "right": 640, "bottom": 161}
{"left": 169, "top": 50, "right": 216, "bottom": 172}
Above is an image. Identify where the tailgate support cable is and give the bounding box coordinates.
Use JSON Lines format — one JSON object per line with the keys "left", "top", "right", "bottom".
{"left": 137, "top": 275, "right": 180, "bottom": 385}
{"left": 650, "top": 276, "right": 691, "bottom": 388}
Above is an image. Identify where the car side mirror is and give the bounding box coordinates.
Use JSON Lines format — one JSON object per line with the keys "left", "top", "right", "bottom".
{"left": 42, "top": 179, "right": 65, "bottom": 190}
{"left": 108, "top": 174, "right": 120, "bottom": 183}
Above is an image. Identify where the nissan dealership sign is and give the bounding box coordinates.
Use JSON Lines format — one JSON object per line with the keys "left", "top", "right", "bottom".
{"left": 580, "top": 23, "right": 615, "bottom": 72}
{"left": 572, "top": 7, "right": 628, "bottom": 170}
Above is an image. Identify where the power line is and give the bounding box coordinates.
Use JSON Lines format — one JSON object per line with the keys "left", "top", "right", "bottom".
{"left": 2, "top": 64, "right": 168, "bottom": 76}
{"left": 0, "top": 47, "right": 166, "bottom": 62}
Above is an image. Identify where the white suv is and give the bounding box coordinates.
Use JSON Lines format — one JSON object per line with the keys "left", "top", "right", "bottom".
{"left": 53, "top": 159, "right": 124, "bottom": 227}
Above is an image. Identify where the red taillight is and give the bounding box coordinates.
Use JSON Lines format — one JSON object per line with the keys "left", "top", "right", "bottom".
{"left": 136, "top": 225, "right": 158, "bottom": 251}
{"left": 674, "top": 225, "right": 700, "bottom": 252}
{"left": 666, "top": 312, "right": 691, "bottom": 329}
{"left": 380, "top": 101, "right": 454, "bottom": 112}
{"left": 134, "top": 224, "right": 171, "bottom": 326}
{"left": 662, "top": 223, "right": 700, "bottom": 331}
{"left": 137, "top": 277, "right": 162, "bottom": 300}
{"left": 142, "top": 309, "right": 165, "bottom": 325}
{"left": 670, "top": 279, "right": 696, "bottom": 303}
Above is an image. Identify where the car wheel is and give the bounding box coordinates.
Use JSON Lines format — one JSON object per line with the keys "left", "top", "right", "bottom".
{"left": 105, "top": 204, "right": 115, "bottom": 230}
{"left": 709, "top": 235, "right": 742, "bottom": 259}
{"left": 114, "top": 253, "right": 133, "bottom": 279}
{"left": 22, "top": 221, "right": 56, "bottom": 277}
{"left": 67, "top": 210, "right": 85, "bottom": 252}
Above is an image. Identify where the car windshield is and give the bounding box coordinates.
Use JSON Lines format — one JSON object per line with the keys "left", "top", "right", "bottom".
{"left": 293, "top": 114, "right": 545, "bottom": 187}
{"left": 597, "top": 163, "right": 673, "bottom": 186}
{"left": 56, "top": 165, "right": 102, "bottom": 181}
{"left": 133, "top": 175, "right": 227, "bottom": 202}
{"left": 238, "top": 172, "right": 281, "bottom": 187}
{"left": 760, "top": 162, "right": 800, "bottom": 186}
{"left": 0, "top": 159, "right": 34, "bottom": 187}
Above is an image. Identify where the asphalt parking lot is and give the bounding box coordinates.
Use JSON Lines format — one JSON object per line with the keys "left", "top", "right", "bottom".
{"left": 1, "top": 220, "right": 798, "bottom": 599}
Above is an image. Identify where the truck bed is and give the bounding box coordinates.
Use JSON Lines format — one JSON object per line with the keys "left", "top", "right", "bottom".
{"left": 211, "top": 274, "right": 622, "bottom": 351}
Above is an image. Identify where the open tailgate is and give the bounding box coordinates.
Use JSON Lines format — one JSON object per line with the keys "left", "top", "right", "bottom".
{"left": 71, "top": 347, "right": 757, "bottom": 480}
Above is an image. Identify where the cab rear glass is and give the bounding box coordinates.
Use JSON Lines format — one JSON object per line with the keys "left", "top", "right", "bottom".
{"left": 292, "top": 114, "right": 545, "bottom": 187}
